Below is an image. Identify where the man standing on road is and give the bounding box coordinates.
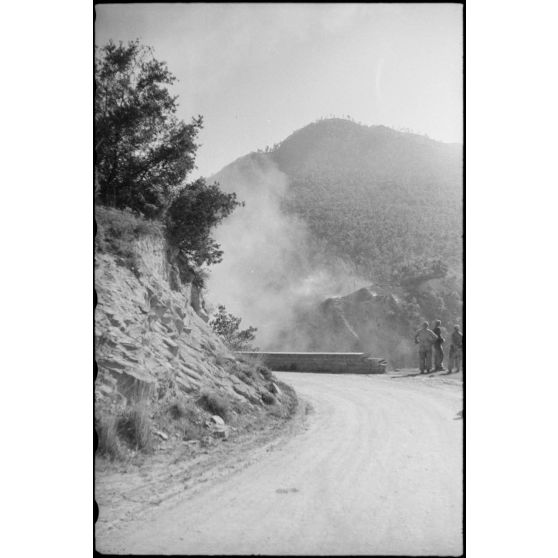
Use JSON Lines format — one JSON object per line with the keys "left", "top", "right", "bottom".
{"left": 432, "top": 319, "right": 445, "bottom": 371}
{"left": 448, "top": 324, "right": 463, "bottom": 373}
{"left": 415, "top": 321, "right": 437, "bottom": 374}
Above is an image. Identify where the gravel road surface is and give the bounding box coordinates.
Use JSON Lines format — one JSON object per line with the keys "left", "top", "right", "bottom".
{"left": 97, "top": 371, "right": 463, "bottom": 555}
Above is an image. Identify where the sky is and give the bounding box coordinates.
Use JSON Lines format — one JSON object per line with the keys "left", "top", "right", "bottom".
{"left": 96, "top": 3, "right": 463, "bottom": 178}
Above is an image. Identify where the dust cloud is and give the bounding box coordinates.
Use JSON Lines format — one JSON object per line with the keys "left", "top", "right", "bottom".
{"left": 205, "top": 155, "right": 366, "bottom": 350}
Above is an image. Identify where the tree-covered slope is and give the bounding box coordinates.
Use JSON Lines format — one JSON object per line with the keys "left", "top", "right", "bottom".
{"left": 269, "top": 118, "right": 463, "bottom": 281}
{"left": 209, "top": 118, "right": 463, "bottom": 359}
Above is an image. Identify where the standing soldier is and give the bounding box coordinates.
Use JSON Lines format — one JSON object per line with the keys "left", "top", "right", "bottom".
{"left": 415, "top": 321, "right": 437, "bottom": 374}
{"left": 432, "top": 319, "right": 445, "bottom": 371}
{"left": 448, "top": 324, "right": 463, "bottom": 373}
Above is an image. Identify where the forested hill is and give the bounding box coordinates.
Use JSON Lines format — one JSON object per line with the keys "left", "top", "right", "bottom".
{"left": 209, "top": 118, "right": 463, "bottom": 357}
{"left": 272, "top": 118, "right": 462, "bottom": 281}
{"left": 272, "top": 118, "right": 461, "bottom": 189}
{"left": 216, "top": 118, "right": 462, "bottom": 284}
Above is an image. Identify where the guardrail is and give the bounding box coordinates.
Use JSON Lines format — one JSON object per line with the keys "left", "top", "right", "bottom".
{"left": 235, "top": 351, "right": 387, "bottom": 374}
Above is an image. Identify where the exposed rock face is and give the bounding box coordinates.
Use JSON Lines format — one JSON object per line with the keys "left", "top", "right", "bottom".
{"left": 95, "top": 225, "right": 267, "bottom": 413}
{"left": 206, "top": 119, "right": 462, "bottom": 354}
{"left": 279, "top": 286, "right": 418, "bottom": 369}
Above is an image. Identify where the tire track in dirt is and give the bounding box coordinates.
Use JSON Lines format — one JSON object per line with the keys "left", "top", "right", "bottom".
{"left": 97, "top": 372, "right": 462, "bottom": 555}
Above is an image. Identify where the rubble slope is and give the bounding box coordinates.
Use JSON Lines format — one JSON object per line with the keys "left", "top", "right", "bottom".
{"left": 94, "top": 207, "right": 293, "bottom": 449}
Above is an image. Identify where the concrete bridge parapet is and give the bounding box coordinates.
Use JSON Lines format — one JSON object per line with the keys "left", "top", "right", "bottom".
{"left": 235, "top": 352, "right": 387, "bottom": 374}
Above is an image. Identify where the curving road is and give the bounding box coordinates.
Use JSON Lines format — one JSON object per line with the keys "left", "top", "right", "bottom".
{"left": 98, "top": 372, "right": 463, "bottom": 556}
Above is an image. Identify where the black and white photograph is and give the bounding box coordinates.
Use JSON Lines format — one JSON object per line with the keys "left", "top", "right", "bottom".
{"left": 9, "top": 1, "right": 558, "bottom": 557}
{"left": 94, "top": 3, "right": 463, "bottom": 555}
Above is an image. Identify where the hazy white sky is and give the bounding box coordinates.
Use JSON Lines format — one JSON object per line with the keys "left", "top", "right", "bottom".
{"left": 96, "top": 3, "right": 463, "bottom": 178}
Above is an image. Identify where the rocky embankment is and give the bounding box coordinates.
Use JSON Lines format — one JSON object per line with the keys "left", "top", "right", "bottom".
{"left": 281, "top": 286, "right": 418, "bottom": 369}
{"left": 94, "top": 207, "right": 296, "bottom": 458}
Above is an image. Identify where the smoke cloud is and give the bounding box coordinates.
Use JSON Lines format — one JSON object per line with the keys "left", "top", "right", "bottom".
{"left": 205, "top": 155, "right": 366, "bottom": 350}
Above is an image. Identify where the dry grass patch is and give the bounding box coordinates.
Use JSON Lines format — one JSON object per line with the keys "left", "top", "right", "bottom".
{"left": 228, "top": 357, "right": 274, "bottom": 385}
{"left": 236, "top": 353, "right": 273, "bottom": 380}
{"left": 166, "top": 399, "right": 206, "bottom": 441}
{"left": 96, "top": 415, "right": 122, "bottom": 460}
{"left": 197, "top": 390, "right": 231, "bottom": 422}
{"left": 117, "top": 404, "right": 154, "bottom": 452}
{"left": 95, "top": 206, "right": 162, "bottom": 274}
{"left": 236, "top": 352, "right": 265, "bottom": 366}
{"left": 167, "top": 400, "right": 196, "bottom": 421}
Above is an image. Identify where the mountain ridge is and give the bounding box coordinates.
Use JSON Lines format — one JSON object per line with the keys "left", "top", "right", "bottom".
{"left": 206, "top": 117, "right": 462, "bottom": 360}
{"left": 211, "top": 117, "right": 462, "bottom": 282}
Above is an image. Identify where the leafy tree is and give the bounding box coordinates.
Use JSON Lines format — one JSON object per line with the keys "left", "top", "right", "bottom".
{"left": 95, "top": 40, "right": 202, "bottom": 217}
{"left": 165, "top": 178, "right": 243, "bottom": 267}
{"left": 209, "top": 305, "right": 258, "bottom": 351}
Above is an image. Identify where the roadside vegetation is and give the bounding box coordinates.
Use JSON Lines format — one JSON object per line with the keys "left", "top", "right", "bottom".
{"left": 197, "top": 391, "right": 231, "bottom": 422}
{"left": 269, "top": 118, "right": 463, "bottom": 328}
{"left": 95, "top": 39, "right": 291, "bottom": 463}
{"left": 96, "top": 365, "right": 297, "bottom": 463}
{"left": 95, "top": 39, "right": 241, "bottom": 287}
{"left": 209, "top": 305, "right": 258, "bottom": 351}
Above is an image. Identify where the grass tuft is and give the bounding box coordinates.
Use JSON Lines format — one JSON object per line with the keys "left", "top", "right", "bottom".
{"left": 117, "top": 404, "right": 153, "bottom": 451}
{"left": 167, "top": 399, "right": 205, "bottom": 439}
{"left": 228, "top": 357, "right": 273, "bottom": 385}
{"left": 168, "top": 399, "right": 203, "bottom": 421}
{"left": 96, "top": 415, "right": 122, "bottom": 460}
{"left": 197, "top": 390, "right": 231, "bottom": 421}
{"left": 167, "top": 401, "right": 184, "bottom": 419}
{"left": 95, "top": 206, "right": 162, "bottom": 273}
{"left": 257, "top": 365, "right": 273, "bottom": 381}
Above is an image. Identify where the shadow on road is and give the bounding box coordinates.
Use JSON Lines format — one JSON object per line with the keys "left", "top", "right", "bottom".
{"left": 390, "top": 369, "right": 462, "bottom": 380}
{"left": 391, "top": 370, "right": 437, "bottom": 379}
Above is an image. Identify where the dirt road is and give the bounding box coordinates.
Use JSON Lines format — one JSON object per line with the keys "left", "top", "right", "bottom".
{"left": 97, "top": 371, "right": 463, "bottom": 555}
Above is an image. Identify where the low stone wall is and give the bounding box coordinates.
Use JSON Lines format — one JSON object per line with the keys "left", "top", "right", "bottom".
{"left": 236, "top": 352, "right": 387, "bottom": 374}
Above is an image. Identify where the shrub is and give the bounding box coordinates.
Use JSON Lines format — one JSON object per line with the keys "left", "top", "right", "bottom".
{"left": 167, "top": 400, "right": 197, "bottom": 422}
{"left": 226, "top": 360, "right": 265, "bottom": 386}
{"left": 117, "top": 404, "right": 153, "bottom": 451}
{"left": 96, "top": 415, "right": 122, "bottom": 460}
{"left": 95, "top": 40, "right": 203, "bottom": 217}
{"left": 227, "top": 355, "right": 273, "bottom": 386}
{"left": 209, "top": 305, "right": 258, "bottom": 351}
{"left": 165, "top": 399, "right": 206, "bottom": 440}
{"left": 236, "top": 353, "right": 272, "bottom": 380}
{"left": 167, "top": 401, "right": 187, "bottom": 420}
{"left": 96, "top": 206, "right": 162, "bottom": 242}
{"left": 197, "top": 390, "right": 230, "bottom": 421}
{"left": 165, "top": 178, "right": 243, "bottom": 267}
{"left": 95, "top": 206, "right": 162, "bottom": 273}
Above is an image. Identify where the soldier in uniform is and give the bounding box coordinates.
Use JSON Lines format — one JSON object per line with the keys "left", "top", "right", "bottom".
{"left": 414, "top": 321, "right": 437, "bottom": 374}
{"left": 448, "top": 324, "right": 463, "bottom": 373}
{"left": 432, "top": 319, "right": 445, "bottom": 371}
